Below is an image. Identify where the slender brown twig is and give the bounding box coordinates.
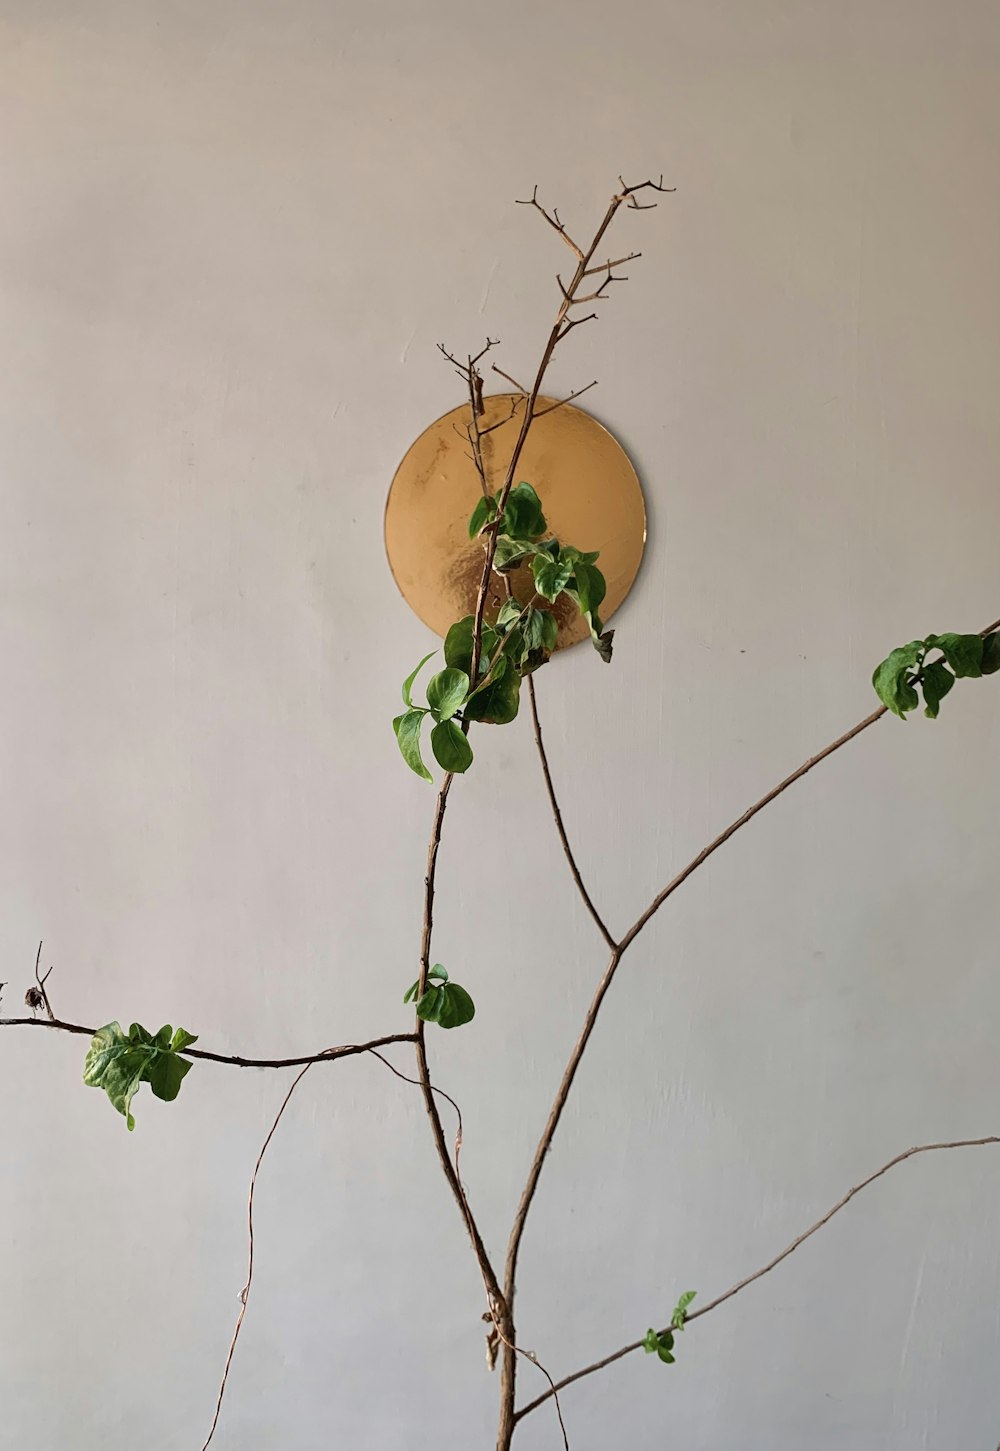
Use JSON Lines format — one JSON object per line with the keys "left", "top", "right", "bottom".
{"left": 514, "top": 1134, "right": 1000, "bottom": 1421}
{"left": 525, "top": 676, "right": 617, "bottom": 952}
{"left": 25, "top": 941, "right": 56, "bottom": 1019}
{"left": 199, "top": 1062, "right": 316, "bottom": 1450}
{"left": 0, "top": 1015, "right": 416, "bottom": 1069}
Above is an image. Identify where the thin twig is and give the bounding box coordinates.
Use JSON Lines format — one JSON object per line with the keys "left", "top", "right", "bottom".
{"left": 199, "top": 1062, "right": 315, "bottom": 1450}
{"left": 533, "top": 382, "right": 598, "bottom": 417}
{"left": 27, "top": 941, "right": 55, "bottom": 1020}
{"left": 514, "top": 1135, "right": 1000, "bottom": 1421}
{"left": 0, "top": 1015, "right": 416, "bottom": 1069}
{"left": 526, "top": 676, "right": 617, "bottom": 951}
{"left": 198, "top": 1041, "right": 439, "bottom": 1450}
{"left": 515, "top": 187, "right": 585, "bottom": 260}
{"left": 492, "top": 365, "right": 529, "bottom": 395}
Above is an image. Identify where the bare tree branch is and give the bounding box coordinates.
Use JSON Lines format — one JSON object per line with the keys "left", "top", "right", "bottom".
{"left": 526, "top": 676, "right": 617, "bottom": 951}
{"left": 514, "top": 1135, "right": 1000, "bottom": 1421}
{"left": 26, "top": 940, "right": 55, "bottom": 1020}
{"left": 516, "top": 186, "right": 585, "bottom": 260}
{"left": 0, "top": 1015, "right": 417, "bottom": 1069}
{"left": 492, "top": 365, "right": 529, "bottom": 394}
{"left": 533, "top": 382, "right": 598, "bottom": 417}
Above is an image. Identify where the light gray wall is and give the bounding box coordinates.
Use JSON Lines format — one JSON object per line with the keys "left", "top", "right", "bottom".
{"left": 2, "top": 3, "right": 999, "bottom": 1448}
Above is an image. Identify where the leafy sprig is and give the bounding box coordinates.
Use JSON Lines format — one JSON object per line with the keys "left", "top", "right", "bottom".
{"left": 872, "top": 631, "right": 1000, "bottom": 719}
{"left": 403, "top": 965, "right": 476, "bottom": 1029}
{"left": 393, "top": 482, "right": 613, "bottom": 779}
{"left": 83, "top": 1020, "right": 198, "bottom": 1130}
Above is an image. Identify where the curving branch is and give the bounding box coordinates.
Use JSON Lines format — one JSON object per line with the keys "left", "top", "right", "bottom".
{"left": 525, "top": 675, "right": 617, "bottom": 952}
{"left": 0, "top": 1014, "right": 417, "bottom": 1069}
{"left": 514, "top": 1134, "right": 1000, "bottom": 1421}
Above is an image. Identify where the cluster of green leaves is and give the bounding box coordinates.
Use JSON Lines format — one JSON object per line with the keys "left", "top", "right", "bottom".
{"left": 643, "top": 1292, "right": 696, "bottom": 1367}
{"left": 403, "top": 965, "right": 475, "bottom": 1029}
{"left": 393, "top": 653, "right": 474, "bottom": 780}
{"left": 469, "top": 482, "right": 614, "bottom": 662}
{"left": 872, "top": 631, "right": 1000, "bottom": 719}
{"left": 394, "top": 482, "right": 613, "bottom": 780}
{"left": 83, "top": 1020, "right": 198, "bottom": 1130}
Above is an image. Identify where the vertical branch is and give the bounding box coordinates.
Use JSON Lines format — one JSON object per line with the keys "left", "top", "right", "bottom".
{"left": 525, "top": 676, "right": 618, "bottom": 952}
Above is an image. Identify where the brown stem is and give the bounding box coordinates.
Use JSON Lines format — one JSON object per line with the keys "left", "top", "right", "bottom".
{"left": 412, "top": 775, "right": 507, "bottom": 1316}
{"left": 526, "top": 675, "right": 617, "bottom": 952}
{"left": 0, "top": 1015, "right": 416, "bottom": 1068}
{"left": 201, "top": 1042, "right": 456, "bottom": 1449}
{"left": 514, "top": 1135, "right": 1000, "bottom": 1421}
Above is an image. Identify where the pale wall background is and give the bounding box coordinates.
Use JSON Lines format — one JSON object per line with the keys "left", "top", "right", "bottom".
{"left": 1, "top": 3, "right": 999, "bottom": 1449}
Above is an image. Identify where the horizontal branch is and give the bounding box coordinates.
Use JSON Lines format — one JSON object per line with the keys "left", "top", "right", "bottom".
{"left": 514, "top": 1134, "right": 1000, "bottom": 1421}
{"left": 0, "top": 1015, "right": 416, "bottom": 1069}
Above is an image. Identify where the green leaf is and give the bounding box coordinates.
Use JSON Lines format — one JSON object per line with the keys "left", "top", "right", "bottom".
{"left": 672, "top": 1291, "right": 697, "bottom": 1330}
{"left": 642, "top": 1328, "right": 675, "bottom": 1364}
{"left": 393, "top": 709, "right": 432, "bottom": 781}
{"left": 431, "top": 719, "right": 474, "bottom": 773}
{"left": 560, "top": 545, "right": 600, "bottom": 566}
{"left": 872, "top": 641, "right": 925, "bottom": 717}
{"left": 171, "top": 1027, "right": 199, "bottom": 1052}
{"left": 571, "top": 560, "right": 607, "bottom": 617}
{"left": 146, "top": 1051, "right": 192, "bottom": 1103}
{"left": 466, "top": 655, "right": 521, "bottom": 724}
{"left": 468, "top": 494, "right": 497, "bottom": 539}
{"left": 531, "top": 552, "right": 573, "bottom": 602}
{"left": 405, "top": 965, "right": 448, "bottom": 1006}
{"left": 444, "top": 617, "right": 500, "bottom": 677}
{"left": 525, "top": 608, "right": 559, "bottom": 655}
{"left": 501, "top": 482, "right": 547, "bottom": 540}
{"left": 83, "top": 1019, "right": 196, "bottom": 1130}
{"left": 496, "top": 598, "right": 524, "bottom": 629}
{"left": 402, "top": 652, "right": 436, "bottom": 708}
{"left": 493, "top": 537, "right": 539, "bottom": 573}
{"left": 920, "top": 660, "right": 955, "bottom": 719}
{"left": 927, "top": 632, "right": 983, "bottom": 679}
{"left": 981, "top": 633, "right": 1000, "bottom": 676}
{"left": 416, "top": 980, "right": 476, "bottom": 1029}
{"left": 426, "top": 668, "right": 470, "bottom": 722}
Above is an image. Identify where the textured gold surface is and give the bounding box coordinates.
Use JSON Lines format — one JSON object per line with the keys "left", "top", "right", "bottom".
{"left": 384, "top": 394, "right": 646, "bottom": 649}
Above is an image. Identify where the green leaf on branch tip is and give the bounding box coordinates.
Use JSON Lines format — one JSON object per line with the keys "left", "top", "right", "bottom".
{"left": 531, "top": 552, "right": 573, "bottom": 602}
{"left": 672, "top": 1291, "right": 697, "bottom": 1330}
{"left": 872, "top": 641, "right": 925, "bottom": 717}
{"left": 501, "top": 482, "right": 547, "bottom": 541}
{"left": 982, "top": 633, "right": 1000, "bottom": 675}
{"left": 426, "top": 667, "right": 469, "bottom": 722}
{"left": 393, "top": 709, "right": 432, "bottom": 781}
{"left": 415, "top": 980, "right": 476, "bottom": 1029}
{"left": 83, "top": 1020, "right": 197, "bottom": 1130}
{"left": 468, "top": 494, "right": 498, "bottom": 539}
{"left": 926, "top": 632, "right": 983, "bottom": 678}
{"left": 642, "top": 1328, "right": 675, "bottom": 1364}
{"left": 402, "top": 652, "right": 436, "bottom": 708}
{"left": 431, "top": 719, "right": 474, "bottom": 773}
{"left": 920, "top": 660, "right": 955, "bottom": 719}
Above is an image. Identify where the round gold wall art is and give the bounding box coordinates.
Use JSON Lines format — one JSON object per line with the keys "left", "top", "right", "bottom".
{"left": 384, "top": 394, "right": 646, "bottom": 652}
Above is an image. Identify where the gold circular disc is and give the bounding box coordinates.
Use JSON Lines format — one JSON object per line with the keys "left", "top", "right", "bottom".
{"left": 384, "top": 395, "right": 646, "bottom": 650}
